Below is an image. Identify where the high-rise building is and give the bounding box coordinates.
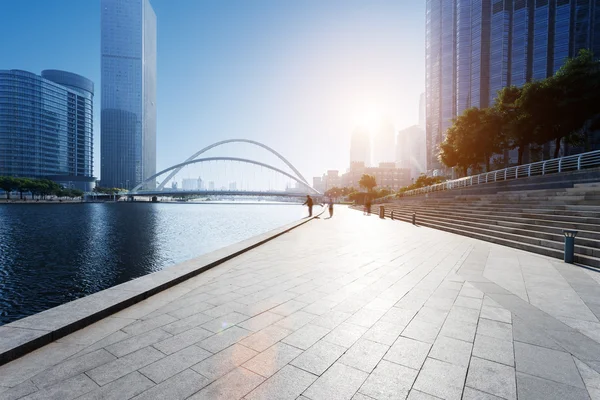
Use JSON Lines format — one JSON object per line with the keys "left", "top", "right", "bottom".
{"left": 350, "top": 126, "right": 371, "bottom": 166}
{"left": 0, "top": 69, "right": 95, "bottom": 191}
{"left": 396, "top": 126, "right": 427, "bottom": 181}
{"left": 101, "top": 0, "right": 156, "bottom": 189}
{"left": 425, "top": 0, "right": 600, "bottom": 171}
{"left": 182, "top": 178, "right": 198, "bottom": 191}
{"left": 419, "top": 93, "right": 426, "bottom": 130}
{"left": 373, "top": 119, "right": 396, "bottom": 165}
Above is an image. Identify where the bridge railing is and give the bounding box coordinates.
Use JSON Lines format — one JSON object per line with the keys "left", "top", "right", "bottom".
{"left": 397, "top": 149, "right": 600, "bottom": 198}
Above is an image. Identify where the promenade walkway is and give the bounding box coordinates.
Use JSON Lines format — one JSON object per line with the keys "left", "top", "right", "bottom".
{"left": 1, "top": 206, "right": 600, "bottom": 399}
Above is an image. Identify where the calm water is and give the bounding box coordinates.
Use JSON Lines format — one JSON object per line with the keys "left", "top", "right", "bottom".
{"left": 0, "top": 202, "right": 305, "bottom": 325}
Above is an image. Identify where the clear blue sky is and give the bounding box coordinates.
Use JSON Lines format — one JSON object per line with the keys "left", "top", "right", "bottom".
{"left": 0, "top": 0, "right": 425, "bottom": 181}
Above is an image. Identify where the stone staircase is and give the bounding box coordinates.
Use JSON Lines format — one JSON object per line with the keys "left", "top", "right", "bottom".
{"left": 363, "top": 183, "right": 600, "bottom": 268}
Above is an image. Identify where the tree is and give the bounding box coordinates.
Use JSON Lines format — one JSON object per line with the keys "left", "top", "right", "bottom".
{"left": 358, "top": 174, "right": 377, "bottom": 192}
{"left": 495, "top": 85, "right": 536, "bottom": 165}
{"left": 0, "top": 177, "right": 18, "bottom": 199}
{"left": 15, "top": 178, "right": 33, "bottom": 200}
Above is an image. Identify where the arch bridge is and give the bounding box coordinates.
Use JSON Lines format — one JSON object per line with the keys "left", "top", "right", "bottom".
{"left": 129, "top": 139, "right": 321, "bottom": 198}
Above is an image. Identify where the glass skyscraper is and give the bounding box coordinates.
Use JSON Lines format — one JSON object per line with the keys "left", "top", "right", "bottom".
{"left": 0, "top": 69, "right": 95, "bottom": 191}
{"left": 101, "top": 0, "right": 156, "bottom": 190}
{"left": 425, "top": 0, "right": 600, "bottom": 171}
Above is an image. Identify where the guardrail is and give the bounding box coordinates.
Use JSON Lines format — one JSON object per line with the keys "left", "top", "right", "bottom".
{"left": 400, "top": 149, "right": 600, "bottom": 197}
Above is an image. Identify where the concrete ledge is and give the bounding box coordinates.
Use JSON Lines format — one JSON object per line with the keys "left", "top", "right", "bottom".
{"left": 0, "top": 209, "right": 323, "bottom": 366}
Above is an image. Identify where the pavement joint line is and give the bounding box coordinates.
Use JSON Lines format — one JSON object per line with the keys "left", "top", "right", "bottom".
{"left": 0, "top": 207, "right": 326, "bottom": 367}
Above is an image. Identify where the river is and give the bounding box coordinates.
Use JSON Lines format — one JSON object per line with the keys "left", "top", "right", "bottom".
{"left": 0, "top": 202, "right": 306, "bottom": 325}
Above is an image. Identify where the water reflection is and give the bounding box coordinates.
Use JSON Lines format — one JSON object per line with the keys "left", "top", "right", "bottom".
{"left": 0, "top": 203, "right": 302, "bottom": 325}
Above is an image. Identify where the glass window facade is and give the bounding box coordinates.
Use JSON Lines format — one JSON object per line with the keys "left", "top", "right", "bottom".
{"left": 101, "top": 0, "right": 156, "bottom": 190}
{"left": 457, "top": 0, "right": 473, "bottom": 115}
{"left": 0, "top": 69, "right": 95, "bottom": 190}
{"left": 490, "top": 0, "right": 513, "bottom": 102}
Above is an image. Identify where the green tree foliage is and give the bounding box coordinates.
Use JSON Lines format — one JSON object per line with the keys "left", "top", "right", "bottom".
{"left": 358, "top": 174, "right": 377, "bottom": 192}
{"left": 324, "top": 186, "right": 355, "bottom": 199}
{"left": 0, "top": 177, "right": 85, "bottom": 200}
{"left": 398, "top": 175, "right": 446, "bottom": 194}
{"left": 440, "top": 49, "right": 600, "bottom": 169}
{"left": 0, "top": 177, "right": 18, "bottom": 199}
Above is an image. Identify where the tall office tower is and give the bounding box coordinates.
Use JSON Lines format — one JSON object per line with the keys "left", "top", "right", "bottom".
{"left": 373, "top": 119, "right": 396, "bottom": 165}
{"left": 425, "top": 0, "right": 600, "bottom": 170}
{"left": 419, "top": 93, "right": 426, "bottom": 130}
{"left": 350, "top": 126, "right": 372, "bottom": 166}
{"left": 396, "top": 126, "right": 427, "bottom": 181}
{"left": 0, "top": 70, "right": 95, "bottom": 191}
{"left": 101, "top": 0, "right": 156, "bottom": 190}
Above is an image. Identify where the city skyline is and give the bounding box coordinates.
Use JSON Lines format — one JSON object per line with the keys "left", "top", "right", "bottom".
{"left": 0, "top": 0, "right": 425, "bottom": 183}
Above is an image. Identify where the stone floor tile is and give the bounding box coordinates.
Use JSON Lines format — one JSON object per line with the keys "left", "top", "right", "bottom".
{"left": 428, "top": 335, "right": 472, "bottom": 367}
{"left": 86, "top": 346, "right": 164, "bottom": 386}
{"left": 406, "top": 390, "right": 441, "bottom": 399}
{"left": 323, "top": 323, "right": 368, "bottom": 348}
{"left": 139, "top": 345, "right": 211, "bottom": 383}
{"left": 516, "top": 372, "right": 591, "bottom": 400}
{"left": 415, "top": 307, "right": 449, "bottom": 326}
{"left": 161, "top": 312, "right": 214, "bottom": 335}
{"left": 239, "top": 325, "right": 292, "bottom": 352}
{"left": 303, "top": 362, "right": 368, "bottom": 400}
{"left": 352, "top": 393, "right": 376, "bottom": 400}
{"left": 0, "top": 380, "right": 37, "bottom": 400}
{"left": 269, "top": 300, "right": 309, "bottom": 317}
{"left": 152, "top": 327, "right": 213, "bottom": 355}
{"left": 201, "top": 302, "right": 248, "bottom": 319}
{"left": 380, "top": 307, "right": 418, "bottom": 326}
{"left": 168, "top": 302, "right": 215, "bottom": 320}
{"left": 358, "top": 360, "right": 418, "bottom": 400}
{"left": 514, "top": 341, "right": 585, "bottom": 388}
{"left": 31, "top": 349, "right": 116, "bottom": 388}
{"left": 290, "top": 340, "right": 347, "bottom": 376}
{"left": 106, "top": 328, "right": 172, "bottom": 357}
{"left": 345, "top": 308, "right": 387, "bottom": 328}
{"left": 237, "top": 312, "right": 285, "bottom": 332}
{"left": 446, "top": 306, "right": 480, "bottom": 325}
{"left": 311, "top": 310, "right": 352, "bottom": 330}
{"left": 21, "top": 374, "right": 98, "bottom": 400}
{"left": 512, "top": 317, "right": 563, "bottom": 351}
{"left": 282, "top": 324, "right": 331, "bottom": 350}
{"left": 76, "top": 371, "right": 154, "bottom": 400}
{"left": 472, "top": 334, "right": 514, "bottom": 366}
{"left": 483, "top": 295, "right": 503, "bottom": 309}
{"left": 439, "top": 318, "right": 477, "bottom": 343}
{"left": 462, "top": 387, "right": 504, "bottom": 399}
{"left": 413, "top": 358, "right": 467, "bottom": 400}
{"left": 188, "top": 367, "right": 265, "bottom": 400}
{"left": 191, "top": 343, "right": 258, "bottom": 381}
{"left": 302, "top": 299, "right": 339, "bottom": 316}
{"left": 245, "top": 364, "right": 317, "bottom": 400}
{"left": 466, "top": 357, "right": 516, "bottom": 400}
{"left": 480, "top": 306, "right": 512, "bottom": 324}
{"left": 362, "top": 320, "right": 405, "bottom": 346}
{"left": 383, "top": 336, "right": 431, "bottom": 370}
{"left": 424, "top": 296, "right": 455, "bottom": 311}
{"left": 574, "top": 358, "right": 600, "bottom": 390}
{"left": 57, "top": 317, "right": 135, "bottom": 347}
{"left": 477, "top": 319, "right": 513, "bottom": 341}
{"left": 197, "top": 325, "right": 252, "bottom": 353}
{"left": 131, "top": 369, "right": 209, "bottom": 400}
{"left": 401, "top": 318, "right": 442, "bottom": 344}
{"left": 338, "top": 339, "right": 389, "bottom": 373}
{"left": 121, "top": 314, "right": 177, "bottom": 336}
{"left": 589, "top": 387, "right": 600, "bottom": 400}
{"left": 69, "top": 331, "right": 130, "bottom": 359}
{"left": 243, "top": 342, "right": 303, "bottom": 378}
{"left": 364, "top": 297, "right": 397, "bottom": 311}
{"left": 454, "top": 296, "right": 483, "bottom": 310}
{"left": 274, "top": 311, "right": 317, "bottom": 331}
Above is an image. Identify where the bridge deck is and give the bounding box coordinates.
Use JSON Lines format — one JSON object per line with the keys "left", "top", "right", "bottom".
{"left": 1, "top": 207, "right": 600, "bottom": 399}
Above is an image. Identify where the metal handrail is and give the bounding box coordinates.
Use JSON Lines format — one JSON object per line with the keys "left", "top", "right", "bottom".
{"left": 399, "top": 150, "right": 600, "bottom": 197}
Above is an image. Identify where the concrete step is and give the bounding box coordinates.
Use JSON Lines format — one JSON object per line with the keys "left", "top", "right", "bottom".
{"left": 382, "top": 209, "right": 600, "bottom": 259}
{"left": 366, "top": 209, "right": 600, "bottom": 268}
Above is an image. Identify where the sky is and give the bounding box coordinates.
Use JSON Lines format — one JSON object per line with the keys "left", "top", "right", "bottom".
{"left": 0, "top": 0, "right": 425, "bottom": 183}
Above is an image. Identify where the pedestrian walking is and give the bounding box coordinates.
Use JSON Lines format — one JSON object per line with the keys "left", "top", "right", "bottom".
{"left": 328, "top": 197, "right": 334, "bottom": 218}
{"left": 303, "top": 195, "right": 314, "bottom": 217}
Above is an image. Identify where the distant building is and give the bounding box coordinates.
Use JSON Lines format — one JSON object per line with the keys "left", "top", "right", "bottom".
{"left": 313, "top": 176, "right": 325, "bottom": 193}
{"left": 419, "top": 93, "right": 426, "bottom": 130}
{"left": 229, "top": 182, "right": 237, "bottom": 191}
{"left": 171, "top": 181, "right": 178, "bottom": 190}
{"left": 182, "top": 178, "right": 198, "bottom": 191}
{"left": 198, "top": 177, "right": 204, "bottom": 190}
{"left": 0, "top": 69, "right": 95, "bottom": 191}
{"left": 396, "top": 126, "right": 427, "bottom": 181}
{"left": 101, "top": 0, "right": 157, "bottom": 189}
{"left": 341, "top": 162, "right": 410, "bottom": 191}
{"left": 372, "top": 119, "right": 396, "bottom": 166}
{"left": 208, "top": 181, "right": 215, "bottom": 190}
{"left": 350, "top": 127, "right": 371, "bottom": 167}
{"left": 322, "top": 170, "right": 341, "bottom": 191}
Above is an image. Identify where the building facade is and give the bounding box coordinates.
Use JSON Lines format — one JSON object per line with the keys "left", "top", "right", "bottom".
{"left": 396, "top": 125, "right": 427, "bottom": 181}
{"left": 341, "top": 161, "right": 411, "bottom": 191}
{"left": 350, "top": 126, "right": 371, "bottom": 167}
{"left": 425, "top": 0, "right": 600, "bottom": 171}
{"left": 101, "top": 0, "right": 156, "bottom": 190}
{"left": 372, "top": 119, "right": 396, "bottom": 166}
{"left": 0, "top": 69, "right": 95, "bottom": 191}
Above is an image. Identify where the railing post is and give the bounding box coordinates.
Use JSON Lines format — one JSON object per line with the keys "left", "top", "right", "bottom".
{"left": 558, "top": 158, "right": 562, "bottom": 173}
{"left": 577, "top": 155, "right": 581, "bottom": 170}
{"left": 542, "top": 161, "right": 546, "bottom": 175}
{"left": 516, "top": 168, "right": 518, "bottom": 179}
{"left": 504, "top": 169, "right": 507, "bottom": 180}
{"left": 528, "top": 165, "right": 531, "bottom": 177}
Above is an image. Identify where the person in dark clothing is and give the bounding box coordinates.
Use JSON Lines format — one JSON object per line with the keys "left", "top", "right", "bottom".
{"left": 303, "top": 195, "right": 314, "bottom": 217}
{"left": 328, "top": 197, "right": 334, "bottom": 218}
{"left": 365, "top": 197, "right": 372, "bottom": 215}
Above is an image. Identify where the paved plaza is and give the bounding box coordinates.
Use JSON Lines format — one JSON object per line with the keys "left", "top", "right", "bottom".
{"left": 1, "top": 206, "right": 600, "bottom": 399}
